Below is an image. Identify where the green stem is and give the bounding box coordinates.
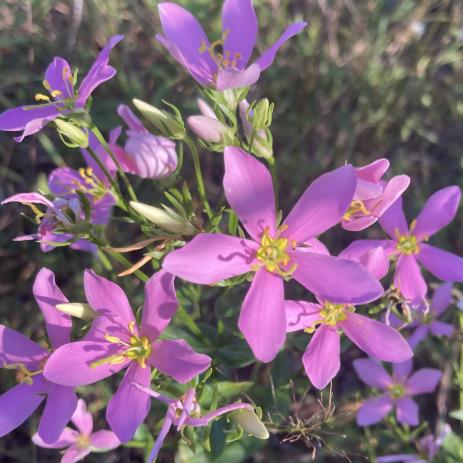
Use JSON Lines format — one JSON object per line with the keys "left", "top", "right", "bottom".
{"left": 184, "top": 137, "right": 213, "bottom": 219}
{"left": 177, "top": 304, "right": 204, "bottom": 338}
{"left": 363, "top": 426, "right": 376, "bottom": 462}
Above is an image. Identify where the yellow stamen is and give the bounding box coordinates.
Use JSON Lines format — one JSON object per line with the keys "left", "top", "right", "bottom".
{"left": 50, "top": 89, "right": 62, "bottom": 98}
{"left": 3, "top": 361, "right": 43, "bottom": 386}
{"left": 75, "top": 434, "right": 90, "bottom": 449}
{"left": 198, "top": 29, "right": 241, "bottom": 69}
{"left": 304, "top": 302, "right": 355, "bottom": 333}
{"left": 395, "top": 229, "right": 420, "bottom": 255}
{"left": 35, "top": 93, "right": 50, "bottom": 102}
{"left": 343, "top": 200, "right": 369, "bottom": 221}
{"left": 388, "top": 383, "right": 405, "bottom": 399}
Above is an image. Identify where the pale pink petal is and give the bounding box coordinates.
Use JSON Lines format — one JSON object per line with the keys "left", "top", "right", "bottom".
{"left": 162, "top": 233, "right": 256, "bottom": 284}
{"left": 283, "top": 165, "right": 356, "bottom": 243}
{"left": 61, "top": 444, "right": 91, "bottom": 463}
{"left": 285, "top": 301, "right": 322, "bottom": 332}
{"left": 223, "top": 147, "right": 276, "bottom": 240}
{"left": 340, "top": 312, "right": 412, "bottom": 363}
{"left": 396, "top": 396, "right": 419, "bottom": 426}
{"left": 394, "top": 255, "right": 427, "bottom": 300}
{"left": 416, "top": 244, "right": 463, "bottom": 282}
{"left": 302, "top": 326, "right": 340, "bottom": 389}
{"left": 71, "top": 399, "right": 93, "bottom": 436}
{"left": 216, "top": 65, "right": 261, "bottom": 91}
{"left": 405, "top": 369, "right": 442, "bottom": 395}
{"left": 378, "top": 197, "right": 408, "bottom": 239}
{"left": 431, "top": 282, "right": 453, "bottom": 316}
{"left": 353, "top": 358, "right": 392, "bottom": 389}
{"left": 238, "top": 268, "right": 286, "bottom": 362}
{"left": 32, "top": 427, "right": 78, "bottom": 449}
{"left": 90, "top": 430, "right": 120, "bottom": 450}
{"left": 2, "top": 192, "right": 54, "bottom": 209}
{"left": 357, "top": 395, "right": 393, "bottom": 426}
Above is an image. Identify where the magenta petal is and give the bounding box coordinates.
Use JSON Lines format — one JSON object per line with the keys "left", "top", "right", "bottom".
{"left": 285, "top": 300, "right": 322, "bottom": 333}
{"left": 107, "top": 363, "right": 151, "bottom": 443}
{"left": 417, "top": 244, "right": 463, "bottom": 282}
{"left": 356, "top": 158, "right": 390, "bottom": 183}
{"left": 392, "top": 359, "right": 413, "bottom": 384}
{"left": 61, "top": 445, "right": 91, "bottom": 463}
{"left": 395, "top": 396, "right": 419, "bottom": 426}
{"left": 2, "top": 192, "right": 54, "bottom": 209}
{"left": 43, "top": 340, "right": 129, "bottom": 387}
{"left": 150, "top": 339, "right": 211, "bottom": 383}
{"left": 357, "top": 395, "right": 393, "bottom": 426}
{"left": 430, "top": 321, "right": 454, "bottom": 337}
{"left": 0, "top": 377, "right": 48, "bottom": 437}
{"left": 32, "top": 427, "right": 78, "bottom": 449}
{"left": 37, "top": 385, "right": 77, "bottom": 444}
{"left": 90, "top": 430, "right": 120, "bottom": 450}
{"left": 408, "top": 325, "right": 429, "bottom": 349}
{"left": 340, "top": 313, "right": 412, "bottom": 362}
{"left": 77, "top": 35, "right": 124, "bottom": 105}
{"left": 406, "top": 368, "right": 442, "bottom": 395}
{"left": 238, "top": 269, "right": 285, "bottom": 362}
{"left": 117, "top": 104, "right": 146, "bottom": 133}
{"left": 292, "top": 250, "right": 384, "bottom": 304}
{"left": 71, "top": 399, "right": 93, "bottom": 435}
{"left": 353, "top": 358, "right": 392, "bottom": 389}
{"left": 255, "top": 21, "right": 307, "bottom": 71}
{"left": 373, "top": 175, "right": 411, "bottom": 217}
{"left": 283, "top": 165, "right": 356, "bottom": 243}
{"left": 221, "top": 0, "right": 257, "bottom": 68}
{"left": 45, "top": 57, "right": 74, "bottom": 99}
{"left": 223, "top": 147, "right": 276, "bottom": 240}
{"left": 394, "top": 255, "right": 427, "bottom": 300}
{"left": 162, "top": 233, "right": 256, "bottom": 284}
{"left": 413, "top": 186, "right": 461, "bottom": 240}
{"left": 141, "top": 270, "right": 178, "bottom": 340}
{"left": 33, "top": 268, "right": 71, "bottom": 350}
{"left": 379, "top": 197, "right": 409, "bottom": 239}
{"left": 216, "top": 65, "right": 261, "bottom": 91}
{"left": 431, "top": 282, "right": 452, "bottom": 316}
{"left": 376, "top": 456, "right": 420, "bottom": 463}
{"left": 148, "top": 412, "right": 174, "bottom": 463}
{"left": 302, "top": 325, "right": 340, "bottom": 389}
{"left": 358, "top": 247, "right": 390, "bottom": 280}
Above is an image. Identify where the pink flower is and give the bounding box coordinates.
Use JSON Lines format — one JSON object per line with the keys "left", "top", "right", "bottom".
{"left": 43, "top": 270, "right": 211, "bottom": 443}
{"left": 341, "top": 187, "right": 463, "bottom": 301}
{"left": 32, "top": 399, "right": 120, "bottom": 463}
{"left": 341, "top": 158, "right": 410, "bottom": 231}
{"left": 0, "top": 268, "right": 77, "bottom": 444}
{"left": 163, "top": 147, "right": 383, "bottom": 362}
{"left": 285, "top": 298, "right": 412, "bottom": 389}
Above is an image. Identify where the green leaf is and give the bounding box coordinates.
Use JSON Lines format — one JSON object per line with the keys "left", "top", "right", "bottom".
{"left": 216, "top": 381, "right": 253, "bottom": 399}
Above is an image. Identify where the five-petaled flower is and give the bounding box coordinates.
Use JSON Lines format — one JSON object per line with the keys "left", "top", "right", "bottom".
{"left": 354, "top": 358, "right": 441, "bottom": 426}
{"left": 43, "top": 270, "right": 211, "bottom": 443}
{"left": 32, "top": 399, "right": 120, "bottom": 463}
{"left": 163, "top": 147, "right": 384, "bottom": 362}
{"left": 0, "top": 35, "right": 123, "bottom": 142}
{"left": 0, "top": 268, "right": 77, "bottom": 444}
{"left": 341, "top": 187, "right": 463, "bottom": 301}
{"left": 156, "top": 0, "right": 306, "bottom": 90}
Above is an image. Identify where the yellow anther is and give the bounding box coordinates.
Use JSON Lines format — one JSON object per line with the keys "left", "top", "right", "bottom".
{"left": 388, "top": 383, "right": 405, "bottom": 399}
{"left": 104, "top": 334, "right": 122, "bottom": 344}
{"left": 320, "top": 302, "right": 348, "bottom": 326}
{"left": 35, "top": 93, "right": 50, "bottom": 102}
{"left": 395, "top": 229, "right": 420, "bottom": 255}
{"left": 3, "top": 361, "right": 43, "bottom": 386}
{"left": 75, "top": 434, "right": 90, "bottom": 449}
{"left": 128, "top": 321, "right": 137, "bottom": 335}
{"left": 198, "top": 29, "right": 240, "bottom": 69}
{"left": 42, "top": 80, "right": 51, "bottom": 90}
{"left": 343, "top": 200, "right": 369, "bottom": 221}
{"left": 50, "top": 89, "right": 62, "bottom": 98}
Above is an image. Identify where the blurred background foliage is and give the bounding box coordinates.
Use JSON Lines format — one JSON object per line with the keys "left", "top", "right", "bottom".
{"left": 1, "top": 0, "right": 463, "bottom": 461}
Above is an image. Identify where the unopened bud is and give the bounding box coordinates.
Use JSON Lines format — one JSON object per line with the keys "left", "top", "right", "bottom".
{"left": 55, "top": 302, "right": 96, "bottom": 321}
{"left": 54, "top": 119, "right": 89, "bottom": 148}
{"left": 130, "top": 201, "right": 195, "bottom": 235}
{"left": 231, "top": 408, "right": 269, "bottom": 439}
{"left": 133, "top": 99, "right": 186, "bottom": 140}
{"left": 252, "top": 99, "right": 273, "bottom": 131}
{"left": 187, "top": 115, "right": 229, "bottom": 143}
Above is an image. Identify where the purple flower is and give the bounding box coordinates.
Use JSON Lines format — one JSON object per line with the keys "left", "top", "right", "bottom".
{"left": 354, "top": 358, "right": 442, "bottom": 426}
{"left": 43, "top": 270, "right": 211, "bottom": 443}
{"left": 132, "top": 384, "right": 268, "bottom": 463}
{"left": 32, "top": 399, "right": 120, "bottom": 463}
{"left": 115, "top": 105, "right": 178, "bottom": 179}
{"left": 163, "top": 147, "right": 383, "bottom": 363}
{"left": 0, "top": 35, "right": 123, "bottom": 142}
{"left": 340, "top": 187, "right": 463, "bottom": 301}
{"left": 0, "top": 268, "right": 77, "bottom": 443}
{"left": 156, "top": 1, "right": 307, "bottom": 90}
{"left": 285, "top": 298, "right": 412, "bottom": 389}
{"left": 341, "top": 158, "right": 410, "bottom": 231}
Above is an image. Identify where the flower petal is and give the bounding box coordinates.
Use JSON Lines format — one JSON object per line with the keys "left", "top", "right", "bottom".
{"left": 2, "top": 192, "right": 54, "bottom": 209}
{"left": 238, "top": 268, "right": 286, "bottom": 362}
{"left": 394, "top": 255, "right": 427, "bottom": 300}
{"left": 378, "top": 197, "right": 409, "bottom": 239}
{"left": 413, "top": 186, "right": 461, "bottom": 240}
{"left": 150, "top": 339, "right": 211, "bottom": 383}
{"left": 44, "top": 57, "right": 74, "bottom": 99}
{"left": 340, "top": 312, "right": 412, "bottom": 362}
{"left": 292, "top": 250, "right": 384, "bottom": 304}
{"left": 372, "top": 175, "right": 411, "bottom": 217}
{"left": 283, "top": 164, "right": 356, "bottom": 243}
{"left": 356, "top": 158, "right": 390, "bottom": 183}
{"left": 408, "top": 325, "right": 429, "bottom": 349}
{"left": 33, "top": 268, "right": 71, "bottom": 350}
{"left": 339, "top": 239, "right": 395, "bottom": 264}
{"left": 222, "top": 0, "right": 257, "bottom": 68}
{"left": 392, "top": 359, "right": 413, "bottom": 383}
{"left": 37, "top": 385, "right": 77, "bottom": 444}
{"left": 216, "top": 64, "right": 261, "bottom": 91}
{"left": 396, "top": 396, "right": 419, "bottom": 426}
{"left": 77, "top": 35, "right": 124, "bottom": 105}
{"left": 255, "top": 22, "right": 307, "bottom": 71}
{"left": 32, "top": 427, "right": 78, "bottom": 449}
{"left": 430, "top": 321, "right": 454, "bottom": 337}
{"left": 431, "top": 282, "right": 452, "bottom": 317}
{"left": 285, "top": 300, "right": 322, "bottom": 332}
{"left": 71, "top": 399, "right": 93, "bottom": 435}
{"left": 162, "top": 233, "right": 256, "bottom": 284}
{"left": 357, "top": 395, "right": 393, "bottom": 426}
{"left": 90, "top": 430, "right": 120, "bottom": 450}
{"left": 61, "top": 445, "right": 91, "bottom": 463}
{"left": 223, "top": 147, "right": 276, "bottom": 240}
{"left": 417, "top": 244, "right": 463, "bottom": 282}
{"left": 141, "top": 270, "right": 178, "bottom": 341}
{"left": 353, "top": 358, "right": 392, "bottom": 389}
{"left": 107, "top": 363, "right": 151, "bottom": 443}
{"left": 406, "top": 368, "right": 442, "bottom": 395}
{"left": 148, "top": 412, "right": 174, "bottom": 463}
{"left": 302, "top": 325, "right": 340, "bottom": 389}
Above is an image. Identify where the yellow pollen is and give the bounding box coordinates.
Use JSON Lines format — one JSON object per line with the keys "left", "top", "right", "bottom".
{"left": 343, "top": 200, "right": 369, "bottom": 221}
{"left": 50, "top": 89, "right": 62, "bottom": 98}
{"left": 254, "top": 226, "right": 297, "bottom": 278}
{"left": 198, "top": 29, "right": 242, "bottom": 69}
{"left": 75, "top": 434, "right": 90, "bottom": 449}
{"left": 3, "top": 361, "right": 43, "bottom": 386}
{"left": 388, "top": 383, "right": 405, "bottom": 400}
{"left": 395, "top": 229, "right": 420, "bottom": 255}
{"left": 78, "top": 167, "right": 96, "bottom": 186}
{"left": 304, "top": 302, "right": 354, "bottom": 333}
{"left": 35, "top": 93, "right": 50, "bottom": 102}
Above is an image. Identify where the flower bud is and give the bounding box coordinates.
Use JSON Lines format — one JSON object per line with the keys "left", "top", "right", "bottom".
{"left": 132, "top": 99, "right": 186, "bottom": 140}
{"left": 55, "top": 302, "right": 97, "bottom": 321}
{"left": 54, "top": 119, "right": 89, "bottom": 148}
{"left": 251, "top": 98, "right": 273, "bottom": 131}
{"left": 231, "top": 408, "right": 269, "bottom": 439}
{"left": 130, "top": 201, "right": 195, "bottom": 235}
{"left": 187, "top": 115, "right": 229, "bottom": 143}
